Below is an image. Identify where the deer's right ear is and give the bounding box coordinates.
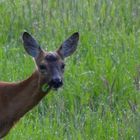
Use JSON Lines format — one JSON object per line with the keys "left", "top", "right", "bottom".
{"left": 57, "top": 32, "right": 79, "bottom": 58}
{"left": 22, "top": 32, "right": 42, "bottom": 58}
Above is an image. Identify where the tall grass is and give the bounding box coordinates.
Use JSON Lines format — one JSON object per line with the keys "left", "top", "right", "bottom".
{"left": 0, "top": 0, "right": 140, "bottom": 139}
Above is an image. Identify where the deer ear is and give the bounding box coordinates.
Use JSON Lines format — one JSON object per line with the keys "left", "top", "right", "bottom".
{"left": 22, "top": 32, "right": 42, "bottom": 58}
{"left": 57, "top": 32, "right": 79, "bottom": 58}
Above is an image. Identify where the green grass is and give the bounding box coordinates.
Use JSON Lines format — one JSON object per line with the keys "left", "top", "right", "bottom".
{"left": 0, "top": 0, "right": 140, "bottom": 139}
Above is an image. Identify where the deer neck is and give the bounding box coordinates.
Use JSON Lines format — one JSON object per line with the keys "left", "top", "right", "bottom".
{"left": 0, "top": 70, "right": 51, "bottom": 138}
{"left": 0, "top": 70, "right": 51, "bottom": 123}
{"left": 17, "top": 69, "right": 51, "bottom": 97}
{"left": 12, "top": 69, "right": 51, "bottom": 112}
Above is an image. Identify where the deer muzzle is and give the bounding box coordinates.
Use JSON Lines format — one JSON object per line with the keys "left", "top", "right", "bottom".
{"left": 50, "top": 77, "right": 63, "bottom": 89}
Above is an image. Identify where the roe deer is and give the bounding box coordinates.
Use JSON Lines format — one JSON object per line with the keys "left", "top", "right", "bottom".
{"left": 0, "top": 32, "right": 79, "bottom": 138}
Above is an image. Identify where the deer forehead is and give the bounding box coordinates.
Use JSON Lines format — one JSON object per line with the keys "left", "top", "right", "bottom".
{"left": 39, "top": 52, "right": 62, "bottom": 64}
{"left": 45, "top": 52, "right": 59, "bottom": 61}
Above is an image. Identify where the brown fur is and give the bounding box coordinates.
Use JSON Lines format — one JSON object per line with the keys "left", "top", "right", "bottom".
{"left": 0, "top": 70, "right": 51, "bottom": 138}
{"left": 0, "top": 31, "right": 79, "bottom": 138}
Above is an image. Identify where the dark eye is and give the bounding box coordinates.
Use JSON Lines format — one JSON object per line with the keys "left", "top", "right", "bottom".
{"left": 39, "top": 64, "right": 46, "bottom": 70}
{"left": 61, "top": 63, "right": 65, "bottom": 69}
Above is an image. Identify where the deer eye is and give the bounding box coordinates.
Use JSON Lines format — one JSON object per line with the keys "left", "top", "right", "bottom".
{"left": 61, "top": 63, "right": 65, "bottom": 69}
{"left": 39, "top": 64, "right": 46, "bottom": 71}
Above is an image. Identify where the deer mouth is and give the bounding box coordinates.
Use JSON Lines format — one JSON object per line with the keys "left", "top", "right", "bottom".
{"left": 49, "top": 79, "right": 63, "bottom": 90}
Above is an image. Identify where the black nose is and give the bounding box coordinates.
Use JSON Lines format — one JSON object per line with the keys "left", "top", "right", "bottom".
{"left": 51, "top": 78, "right": 63, "bottom": 88}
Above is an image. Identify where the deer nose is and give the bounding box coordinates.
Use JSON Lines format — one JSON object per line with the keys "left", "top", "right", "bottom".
{"left": 51, "top": 78, "right": 63, "bottom": 88}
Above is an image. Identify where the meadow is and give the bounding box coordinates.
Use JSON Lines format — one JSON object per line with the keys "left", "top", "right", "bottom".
{"left": 0, "top": 0, "right": 140, "bottom": 139}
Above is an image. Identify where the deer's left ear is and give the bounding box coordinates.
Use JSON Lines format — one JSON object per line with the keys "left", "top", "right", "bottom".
{"left": 57, "top": 32, "right": 79, "bottom": 58}
{"left": 22, "top": 32, "right": 43, "bottom": 58}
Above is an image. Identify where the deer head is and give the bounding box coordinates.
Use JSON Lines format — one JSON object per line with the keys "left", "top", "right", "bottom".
{"left": 22, "top": 32, "right": 79, "bottom": 90}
